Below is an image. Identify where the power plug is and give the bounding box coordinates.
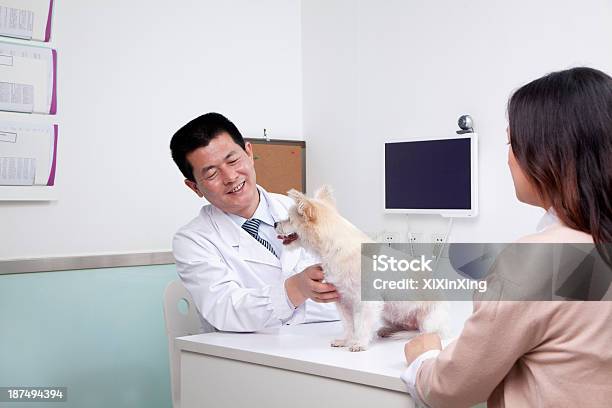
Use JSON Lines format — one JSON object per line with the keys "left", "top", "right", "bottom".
{"left": 407, "top": 232, "right": 423, "bottom": 256}
{"left": 431, "top": 233, "right": 446, "bottom": 258}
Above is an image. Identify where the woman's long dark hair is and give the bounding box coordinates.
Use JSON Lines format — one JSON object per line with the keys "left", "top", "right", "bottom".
{"left": 508, "top": 67, "right": 612, "bottom": 264}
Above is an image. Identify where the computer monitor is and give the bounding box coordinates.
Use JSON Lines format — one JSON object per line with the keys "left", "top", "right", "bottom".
{"left": 384, "top": 134, "right": 478, "bottom": 217}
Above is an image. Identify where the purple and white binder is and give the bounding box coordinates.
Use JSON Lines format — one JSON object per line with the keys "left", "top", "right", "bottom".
{"left": 0, "top": 122, "right": 58, "bottom": 186}
{"left": 0, "top": 42, "right": 57, "bottom": 115}
{"left": 0, "top": 0, "right": 55, "bottom": 42}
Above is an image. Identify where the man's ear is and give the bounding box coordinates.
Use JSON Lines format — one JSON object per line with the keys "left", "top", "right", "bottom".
{"left": 245, "top": 141, "right": 254, "bottom": 160}
{"left": 314, "top": 185, "right": 335, "bottom": 207}
{"left": 287, "top": 189, "right": 317, "bottom": 221}
{"left": 185, "top": 179, "right": 204, "bottom": 198}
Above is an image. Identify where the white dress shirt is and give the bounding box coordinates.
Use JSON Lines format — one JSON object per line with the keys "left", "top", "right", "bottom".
{"left": 535, "top": 207, "right": 559, "bottom": 232}
{"left": 227, "top": 190, "right": 283, "bottom": 257}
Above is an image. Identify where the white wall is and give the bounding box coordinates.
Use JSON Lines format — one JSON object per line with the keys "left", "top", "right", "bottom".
{"left": 301, "top": 0, "right": 612, "bottom": 242}
{"left": 0, "top": 0, "right": 303, "bottom": 260}
{"left": 3, "top": 0, "right": 612, "bottom": 260}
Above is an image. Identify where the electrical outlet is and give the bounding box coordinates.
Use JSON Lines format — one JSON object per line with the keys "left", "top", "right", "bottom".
{"left": 407, "top": 232, "right": 423, "bottom": 256}
{"left": 381, "top": 231, "right": 399, "bottom": 245}
{"left": 431, "top": 233, "right": 446, "bottom": 258}
{"left": 408, "top": 232, "right": 423, "bottom": 243}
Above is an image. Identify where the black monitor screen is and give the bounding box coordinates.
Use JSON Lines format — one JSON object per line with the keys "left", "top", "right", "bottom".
{"left": 385, "top": 138, "right": 472, "bottom": 210}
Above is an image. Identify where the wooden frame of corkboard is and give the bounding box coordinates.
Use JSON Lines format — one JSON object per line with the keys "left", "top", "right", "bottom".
{"left": 246, "top": 138, "right": 306, "bottom": 194}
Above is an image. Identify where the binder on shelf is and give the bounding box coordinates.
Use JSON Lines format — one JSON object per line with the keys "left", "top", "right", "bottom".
{"left": 0, "top": 122, "right": 57, "bottom": 186}
{"left": 0, "top": 0, "right": 54, "bottom": 42}
{"left": 0, "top": 41, "right": 56, "bottom": 114}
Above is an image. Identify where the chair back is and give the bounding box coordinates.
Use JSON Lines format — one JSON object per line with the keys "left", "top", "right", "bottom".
{"left": 163, "top": 280, "right": 210, "bottom": 408}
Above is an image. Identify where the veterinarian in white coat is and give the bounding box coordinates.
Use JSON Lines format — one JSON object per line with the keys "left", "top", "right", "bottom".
{"left": 170, "top": 113, "right": 339, "bottom": 332}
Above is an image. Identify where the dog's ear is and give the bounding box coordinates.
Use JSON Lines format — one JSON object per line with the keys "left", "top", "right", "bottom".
{"left": 314, "top": 185, "right": 336, "bottom": 207}
{"left": 287, "top": 189, "right": 305, "bottom": 203}
{"left": 287, "top": 189, "right": 317, "bottom": 221}
{"left": 301, "top": 199, "right": 317, "bottom": 221}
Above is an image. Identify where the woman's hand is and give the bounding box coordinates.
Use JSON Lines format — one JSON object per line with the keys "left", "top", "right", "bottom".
{"left": 404, "top": 333, "right": 442, "bottom": 365}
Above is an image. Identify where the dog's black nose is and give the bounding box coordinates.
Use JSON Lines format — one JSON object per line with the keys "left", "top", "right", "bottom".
{"left": 274, "top": 222, "right": 278, "bottom": 228}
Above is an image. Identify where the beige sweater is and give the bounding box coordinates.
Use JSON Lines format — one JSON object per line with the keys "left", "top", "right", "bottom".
{"left": 417, "top": 225, "right": 612, "bottom": 407}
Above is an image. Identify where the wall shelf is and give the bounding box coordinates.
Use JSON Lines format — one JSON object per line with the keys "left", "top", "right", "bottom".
{"left": 0, "top": 185, "right": 57, "bottom": 201}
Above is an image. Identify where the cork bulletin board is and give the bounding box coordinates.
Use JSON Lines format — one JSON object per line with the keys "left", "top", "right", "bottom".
{"left": 246, "top": 139, "right": 305, "bottom": 194}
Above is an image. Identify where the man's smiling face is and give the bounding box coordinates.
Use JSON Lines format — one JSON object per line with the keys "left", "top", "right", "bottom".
{"left": 185, "top": 132, "right": 259, "bottom": 218}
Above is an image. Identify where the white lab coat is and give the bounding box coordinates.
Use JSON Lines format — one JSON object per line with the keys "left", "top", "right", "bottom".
{"left": 173, "top": 186, "right": 339, "bottom": 332}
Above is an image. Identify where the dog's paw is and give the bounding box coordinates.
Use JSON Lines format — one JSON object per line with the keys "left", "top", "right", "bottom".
{"left": 331, "top": 339, "right": 348, "bottom": 347}
{"left": 348, "top": 343, "right": 368, "bottom": 352}
{"left": 377, "top": 326, "right": 398, "bottom": 338}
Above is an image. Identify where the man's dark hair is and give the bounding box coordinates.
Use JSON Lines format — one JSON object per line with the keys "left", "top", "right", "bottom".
{"left": 170, "top": 112, "right": 246, "bottom": 181}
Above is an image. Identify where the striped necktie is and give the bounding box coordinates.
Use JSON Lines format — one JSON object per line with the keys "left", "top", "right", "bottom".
{"left": 242, "top": 218, "right": 278, "bottom": 258}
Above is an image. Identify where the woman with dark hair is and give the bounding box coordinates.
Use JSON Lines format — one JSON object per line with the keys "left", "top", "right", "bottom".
{"left": 508, "top": 67, "right": 612, "bottom": 265}
{"left": 400, "top": 67, "right": 612, "bottom": 408}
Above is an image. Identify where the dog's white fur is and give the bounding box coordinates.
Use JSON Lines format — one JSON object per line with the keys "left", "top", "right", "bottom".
{"left": 276, "top": 186, "right": 449, "bottom": 352}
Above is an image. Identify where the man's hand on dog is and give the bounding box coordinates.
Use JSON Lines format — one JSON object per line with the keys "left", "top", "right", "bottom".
{"left": 285, "top": 264, "right": 339, "bottom": 307}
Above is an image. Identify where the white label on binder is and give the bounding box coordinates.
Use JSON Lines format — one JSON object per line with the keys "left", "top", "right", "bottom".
{"left": 0, "top": 54, "right": 12, "bottom": 66}
{"left": 0, "top": 130, "right": 17, "bottom": 143}
{"left": 0, "top": 6, "right": 34, "bottom": 40}
{"left": 0, "top": 156, "right": 36, "bottom": 185}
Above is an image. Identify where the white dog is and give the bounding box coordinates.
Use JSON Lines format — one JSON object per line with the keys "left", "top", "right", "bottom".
{"left": 276, "top": 186, "right": 449, "bottom": 352}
